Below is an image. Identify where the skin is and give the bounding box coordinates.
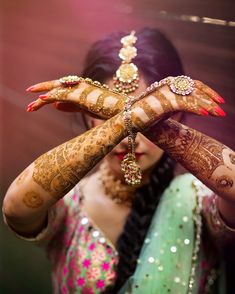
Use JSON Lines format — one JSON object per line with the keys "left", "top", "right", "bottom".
{"left": 145, "top": 119, "right": 235, "bottom": 227}
{"left": 85, "top": 78, "right": 164, "bottom": 182}
{"left": 85, "top": 79, "right": 235, "bottom": 228}
{"left": 3, "top": 76, "right": 234, "bottom": 242}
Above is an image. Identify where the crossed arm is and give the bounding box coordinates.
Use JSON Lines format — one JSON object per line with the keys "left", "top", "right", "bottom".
{"left": 145, "top": 119, "right": 235, "bottom": 226}
{"left": 3, "top": 77, "right": 235, "bottom": 237}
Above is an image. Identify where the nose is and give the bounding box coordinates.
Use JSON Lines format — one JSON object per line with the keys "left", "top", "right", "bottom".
{"left": 120, "top": 134, "right": 140, "bottom": 149}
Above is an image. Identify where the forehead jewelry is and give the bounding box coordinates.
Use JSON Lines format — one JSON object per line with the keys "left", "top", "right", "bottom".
{"left": 113, "top": 31, "right": 139, "bottom": 94}
{"left": 112, "top": 31, "right": 142, "bottom": 186}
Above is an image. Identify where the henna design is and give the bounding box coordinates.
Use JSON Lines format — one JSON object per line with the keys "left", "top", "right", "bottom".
{"left": 16, "top": 169, "right": 29, "bottom": 185}
{"left": 32, "top": 115, "right": 126, "bottom": 197}
{"left": 146, "top": 119, "right": 225, "bottom": 179}
{"left": 194, "top": 80, "right": 222, "bottom": 103}
{"left": 23, "top": 191, "right": 44, "bottom": 208}
{"left": 48, "top": 87, "right": 74, "bottom": 100}
{"left": 30, "top": 77, "right": 227, "bottom": 198}
{"left": 229, "top": 153, "right": 235, "bottom": 165}
{"left": 141, "top": 100, "right": 158, "bottom": 122}
{"left": 131, "top": 90, "right": 175, "bottom": 130}
{"left": 78, "top": 85, "right": 96, "bottom": 105}
{"left": 216, "top": 175, "right": 233, "bottom": 191}
{"left": 90, "top": 92, "right": 108, "bottom": 113}
{"left": 114, "top": 98, "right": 125, "bottom": 113}
{"left": 130, "top": 111, "right": 146, "bottom": 131}
{"left": 152, "top": 90, "right": 174, "bottom": 112}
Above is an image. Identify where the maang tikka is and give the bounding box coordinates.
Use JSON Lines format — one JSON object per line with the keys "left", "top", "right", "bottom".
{"left": 113, "top": 31, "right": 139, "bottom": 94}
{"left": 113, "top": 31, "right": 142, "bottom": 186}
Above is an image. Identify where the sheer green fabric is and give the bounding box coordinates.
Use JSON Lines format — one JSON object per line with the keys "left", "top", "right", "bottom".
{"left": 119, "top": 174, "right": 224, "bottom": 294}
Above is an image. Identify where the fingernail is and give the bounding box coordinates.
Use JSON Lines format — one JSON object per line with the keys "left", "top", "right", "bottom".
{"left": 199, "top": 108, "right": 209, "bottom": 116}
{"left": 27, "top": 106, "right": 33, "bottom": 112}
{"left": 27, "top": 101, "right": 36, "bottom": 108}
{"left": 214, "top": 106, "right": 226, "bottom": 116}
{"left": 39, "top": 94, "right": 47, "bottom": 100}
{"left": 216, "top": 96, "right": 225, "bottom": 103}
{"left": 26, "top": 85, "right": 35, "bottom": 92}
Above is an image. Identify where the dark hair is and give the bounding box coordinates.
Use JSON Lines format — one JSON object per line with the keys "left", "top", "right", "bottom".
{"left": 82, "top": 28, "right": 184, "bottom": 86}
{"left": 81, "top": 28, "right": 184, "bottom": 292}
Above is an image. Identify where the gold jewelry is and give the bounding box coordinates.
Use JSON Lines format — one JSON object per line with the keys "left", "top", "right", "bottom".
{"left": 121, "top": 96, "right": 142, "bottom": 186}
{"left": 59, "top": 75, "right": 81, "bottom": 86}
{"left": 169, "top": 76, "right": 195, "bottom": 95}
{"left": 137, "top": 75, "right": 195, "bottom": 101}
{"left": 113, "top": 31, "right": 139, "bottom": 94}
{"left": 99, "top": 161, "right": 136, "bottom": 207}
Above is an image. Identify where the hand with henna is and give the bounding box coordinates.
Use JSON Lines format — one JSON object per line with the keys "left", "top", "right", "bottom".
{"left": 26, "top": 76, "right": 226, "bottom": 120}
{"left": 26, "top": 76, "right": 235, "bottom": 227}
{"left": 2, "top": 75, "right": 226, "bottom": 237}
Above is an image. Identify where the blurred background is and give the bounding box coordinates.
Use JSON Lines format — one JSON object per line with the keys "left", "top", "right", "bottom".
{"left": 1, "top": 0, "right": 235, "bottom": 293}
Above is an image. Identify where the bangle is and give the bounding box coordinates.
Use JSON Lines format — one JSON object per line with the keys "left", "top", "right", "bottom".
{"left": 121, "top": 95, "right": 142, "bottom": 186}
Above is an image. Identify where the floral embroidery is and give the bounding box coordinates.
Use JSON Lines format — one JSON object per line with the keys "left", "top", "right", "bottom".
{"left": 82, "top": 258, "right": 91, "bottom": 268}
{"left": 61, "top": 285, "right": 68, "bottom": 294}
{"left": 77, "top": 277, "right": 86, "bottom": 287}
{"left": 96, "top": 279, "right": 105, "bottom": 289}
{"left": 88, "top": 243, "right": 96, "bottom": 251}
{"left": 102, "top": 262, "right": 110, "bottom": 271}
{"left": 47, "top": 191, "right": 118, "bottom": 293}
{"left": 63, "top": 266, "right": 68, "bottom": 276}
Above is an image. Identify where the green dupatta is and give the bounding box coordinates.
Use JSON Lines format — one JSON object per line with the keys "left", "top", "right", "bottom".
{"left": 119, "top": 174, "right": 211, "bottom": 294}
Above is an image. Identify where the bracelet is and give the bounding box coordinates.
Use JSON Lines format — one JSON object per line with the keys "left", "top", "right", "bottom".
{"left": 59, "top": 75, "right": 125, "bottom": 96}
{"left": 121, "top": 95, "right": 142, "bottom": 186}
{"left": 136, "top": 75, "right": 195, "bottom": 102}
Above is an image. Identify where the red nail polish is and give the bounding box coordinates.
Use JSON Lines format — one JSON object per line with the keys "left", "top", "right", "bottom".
{"left": 26, "top": 85, "right": 35, "bottom": 92}
{"left": 199, "top": 108, "right": 209, "bottom": 116}
{"left": 27, "top": 101, "right": 36, "bottom": 108}
{"left": 39, "top": 94, "right": 47, "bottom": 100}
{"left": 216, "top": 96, "right": 225, "bottom": 103}
{"left": 214, "top": 106, "right": 226, "bottom": 116}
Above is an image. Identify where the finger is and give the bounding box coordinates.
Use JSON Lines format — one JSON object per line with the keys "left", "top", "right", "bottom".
{"left": 26, "top": 98, "right": 51, "bottom": 112}
{"left": 39, "top": 87, "right": 75, "bottom": 103}
{"left": 26, "top": 80, "right": 61, "bottom": 93}
{"left": 192, "top": 90, "right": 226, "bottom": 116}
{"left": 194, "top": 80, "right": 225, "bottom": 104}
{"left": 54, "top": 102, "right": 82, "bottom": 112}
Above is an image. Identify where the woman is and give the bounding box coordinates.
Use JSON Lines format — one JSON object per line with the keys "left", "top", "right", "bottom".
{"left": 3, "top": 28, "right": 235, "bottom": 293}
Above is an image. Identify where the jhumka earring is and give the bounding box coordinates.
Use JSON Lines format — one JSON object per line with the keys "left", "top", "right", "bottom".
{"left": 113, "top": 31, "right": 142, "bottom": 186}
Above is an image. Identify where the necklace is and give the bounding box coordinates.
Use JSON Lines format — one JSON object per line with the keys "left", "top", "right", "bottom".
{"left": 98, "top": 161, "right": 139, "bottom": 207}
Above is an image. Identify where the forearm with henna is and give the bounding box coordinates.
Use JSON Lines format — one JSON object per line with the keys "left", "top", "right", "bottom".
{"left": 4, "top": 113, "right": 127, "bottom": 224}
{"left": 5, "top": 78, "right": 200, "bottom": 222}
{"left": 144, "top": 119, "right": 235, "bottom": 224}
{"left": 5, "top": 76, "right": 224, "bottom": 222}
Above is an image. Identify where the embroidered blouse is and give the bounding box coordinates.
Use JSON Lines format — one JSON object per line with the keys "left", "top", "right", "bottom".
{"left": 3, "top": 174, "right": 235, "bottom": 293}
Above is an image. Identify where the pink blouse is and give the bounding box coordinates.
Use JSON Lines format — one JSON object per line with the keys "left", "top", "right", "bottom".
{"left": 40, "top": 189, "right": 118, "bottom": 294}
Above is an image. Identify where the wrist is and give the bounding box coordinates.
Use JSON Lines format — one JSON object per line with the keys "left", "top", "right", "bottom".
{"left": 79, "top": 79, "right": 125, "bottom": 119}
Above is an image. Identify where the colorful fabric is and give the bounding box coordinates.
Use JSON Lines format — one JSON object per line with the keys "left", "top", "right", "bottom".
{"left": 119, "top": 174, "right": 214, "bottom": 293}
{"left": 44, "top": 191, "right": 118, "bottom": 294}
{"left": 3, "top": 174, "right": 235, "bottom": 293}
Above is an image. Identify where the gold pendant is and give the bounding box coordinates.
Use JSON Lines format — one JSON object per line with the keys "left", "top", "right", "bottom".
{"left": 121, "top": 153, "right": 142, "bottom": 186}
